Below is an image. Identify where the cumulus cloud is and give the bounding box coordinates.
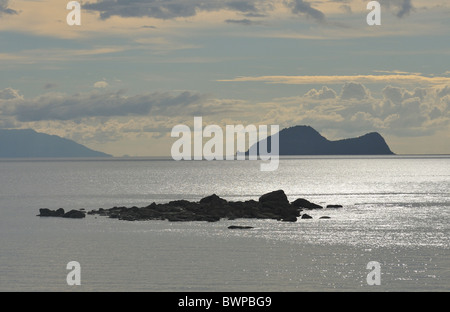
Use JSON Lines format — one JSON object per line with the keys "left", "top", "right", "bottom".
{"left": 340, "top": 82, "right": 370, "bottom": 100}
{"left": 261, "top": 83, "right": 450, "bottom": 139}
{"left": 0, "top": 0, "right": 17, "bottom": 16}
{"left": 305, "top": 86, "right": 337, "bottom": 100}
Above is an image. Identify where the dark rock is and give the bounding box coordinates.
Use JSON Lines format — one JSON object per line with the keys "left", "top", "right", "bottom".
{"left": 244, "top": 125, "right": 394, "bottom": 156}
{"left": 200, "top": 194, "right": 227, "bottom": 206}
{"left": 319, "top": 216, "right": 331, "bottom": 219}
{"left": 326, "top": 205, "right": 343, "bottom": 208}
{"left": 228, "top": 225, "right": 254, "bottom": 229}
{"left": 38, "top": 208, "right": 65, "bottom": 217}
{"left": 259, "top": 190, "right": 289, "bottom": 205}
{"left": 63, "top": 210, "right": 86, "bottom": 219}
{"left": 301, "top": 214, "right": 313, "bottom": 219}
{"left": 86, "top": 190, "right": 328, "bottom": 223}
{"left": 291, "top": 198, "right": 323, "bottom": 209}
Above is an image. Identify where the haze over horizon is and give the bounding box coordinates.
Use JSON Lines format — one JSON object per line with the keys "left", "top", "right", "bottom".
{"left": 1, "top": 0, "right": 449, "bottom": 156}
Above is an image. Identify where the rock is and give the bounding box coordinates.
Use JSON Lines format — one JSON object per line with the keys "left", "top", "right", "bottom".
{"left": 38, "top": 208, "right": 65, "bottom": 217}
{"left": 291, "top": 198, "right": 323, "bottom": 209}
{"left": 62, "top": 210, "right": 86, "bottom": 219}
{"left": 282, "top": 216, "right": 297, "bottom": 222}
{"left": 228, "top": 225, "right": 254, "bottom": 229}
{"left": 200, "top": 194, "right": 227, "bottom": 206}
{"left": 259, "top": 190, "right": 289, "bottom": 205}
{"left": 319, "top": 216, "right": 331, "bottom": 219}
{"left": 301, "top": 214, "right": 313, "bottom": 219}
{"left": 85, "top": 190, "right": 329, "bottom": 223}
{"left": 326, "top": 205, "right": 343, "bottom": 208}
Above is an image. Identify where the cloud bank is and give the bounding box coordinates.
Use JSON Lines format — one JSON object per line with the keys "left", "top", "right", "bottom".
{"left": 0, "top": 0, "right": 17, "bottom": 15}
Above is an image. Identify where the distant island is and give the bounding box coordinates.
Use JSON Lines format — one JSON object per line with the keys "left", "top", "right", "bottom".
{"left": 245, "top": 125, "right": 394, "bottom": 155}
{"left": 0, "top": 129, "right": 111, "bottom": 158}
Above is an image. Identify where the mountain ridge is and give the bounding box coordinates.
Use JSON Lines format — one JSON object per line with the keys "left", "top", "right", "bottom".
{"left": 0, "top": 129, "right": 112, "bottom": 158}
{"left": 246, "top": 125, "right": 394, "bottom": 155}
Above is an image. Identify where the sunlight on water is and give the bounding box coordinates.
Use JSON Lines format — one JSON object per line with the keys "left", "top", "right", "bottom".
{"left": 0, "top": 156, "right": 449, "bottom": 291}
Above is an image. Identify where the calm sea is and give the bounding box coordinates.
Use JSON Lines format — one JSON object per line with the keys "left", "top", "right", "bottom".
{"left": 0, "top": 156, "right": 449, "bottom": 291}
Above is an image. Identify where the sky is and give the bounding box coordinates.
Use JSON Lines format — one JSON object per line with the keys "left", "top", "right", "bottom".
{"left": 0, "top": 0, "right": 449, "bottom": 156}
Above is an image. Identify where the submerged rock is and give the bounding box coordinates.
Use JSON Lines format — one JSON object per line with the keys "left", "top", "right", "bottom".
{"left": 301, "top": 214, "right": 313, "bottom": 219}
{"left": 326, "top": 205, "right": 343, "bottom": 209}
{"left": 228, "top": 225, "right": 254, "bottom": 229}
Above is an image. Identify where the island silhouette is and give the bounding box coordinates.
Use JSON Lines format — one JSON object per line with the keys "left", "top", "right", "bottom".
{"left": 0, "top": 129, "right": 111, "bottom": 158}
{"left": 244, "top": 125, "right": 394, "bottom": 156}
{"left": 0, "top": 126, "right": 394, "bottom": 158}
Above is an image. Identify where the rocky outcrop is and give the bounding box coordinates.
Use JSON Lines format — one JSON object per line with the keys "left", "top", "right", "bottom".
{"left": 37, "top": 208, "right": 85, "bottom": 218}
{"left": 39, "top": 190, "right": 343, "bottom": 223}
{"left": 87, "top": 190, "right": 302, "bottom": 223}
{"left": 38, "top": 208, "right": 65, "bottom": 217}
{"left": 326, "top": 205, "right": 343, "bottom": 209}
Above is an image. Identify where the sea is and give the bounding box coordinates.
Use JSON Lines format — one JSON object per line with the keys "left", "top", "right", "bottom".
{"left": 0, "top": 156, "right": 448, "bottom": 292}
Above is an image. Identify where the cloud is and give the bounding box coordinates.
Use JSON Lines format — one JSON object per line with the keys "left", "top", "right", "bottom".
{"left": 225, "top": 18, "right": 261, "bottom": 26}
{"left": 395, "top": 0, "right": 414, "bottom": 18}
{"left": 2, "top": 83, "right": 449, "bottom": 153}
{"left": 258, "top": 82, "right": 450, "bottom": 142}
{"left": 84, "top": 0, "right": 263, "bottom": 20}
{"left": 0, "top": 89, "right": 211, "bottom": 122}
{"left": 226, "top": 1, "right": 258, "bottom": 13}
{"left": 83, "top": 0, "right": 328, "bottom": 24}
{"left": 219, "top": 74, "right": 450, "bottom": 86}
{"left": 305, "top": 86, "right": 337, "bottom": 100}
{"left": 43, "top": 83, "right": 58, "bottom": 90}
{"left": 288, "top": 0, "right": 326, "bottom": 23}
{"left": 340, "top": 82, "right": 370, "bottom": 100}
{"left": 0, "top": 88, "right": 22, "bottom": 100}
{"left": 94, "top": 81, "right": 109, "bottom": 88}
{"left": 0, "top": 0, "right": 17, "bottom": 15}
{"left": 379, "top": 0, "right": 415, "bottom": 18}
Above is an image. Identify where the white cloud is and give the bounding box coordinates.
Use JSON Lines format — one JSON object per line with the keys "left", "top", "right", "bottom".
{"left": 94, "top": 81, "right": 109, "bottom": 88}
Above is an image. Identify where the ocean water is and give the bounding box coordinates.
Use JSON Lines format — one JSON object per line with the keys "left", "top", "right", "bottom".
{"left": 0, "top": 156, "right": 448, "bottom": 292}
